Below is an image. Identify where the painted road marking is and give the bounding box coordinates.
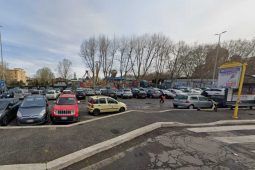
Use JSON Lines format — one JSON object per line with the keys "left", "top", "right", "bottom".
{"left": 214, "top": 135, "right": 255, "bottom": 144}
{"left": 188, "top": 125, "right": 255, "bottom": 133}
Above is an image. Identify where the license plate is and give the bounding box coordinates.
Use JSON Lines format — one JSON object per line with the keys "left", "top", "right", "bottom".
{"left": 61, "top": 117, "right": 68, "bottom": 120}
{"left": 26, "top": 119, "right": 34, "bottom": 123}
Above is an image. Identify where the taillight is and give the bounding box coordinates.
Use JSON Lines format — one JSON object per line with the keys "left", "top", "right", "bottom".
{"left": 91, "top": 104, "right": 94, "bottom": 108}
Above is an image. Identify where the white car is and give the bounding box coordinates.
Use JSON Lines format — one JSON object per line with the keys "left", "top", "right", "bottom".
{"left": 121, "top": 89, "right": 133, "bottom": 99}
{"left": 189, "top": 89, "right": 202, "bottom": 95}
{"left": 202, "top": 88, "right": 225, "bottom": 96}
{"left": 46, "top": 90, "right": 58, "bottom": 100}
{"left": 168, "top": 89, "right": 187, "bottom": 96}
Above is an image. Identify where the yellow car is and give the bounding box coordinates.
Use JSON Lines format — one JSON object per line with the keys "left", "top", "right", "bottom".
{"left": 87, "top": 96, "right": 127, "bottom": 115}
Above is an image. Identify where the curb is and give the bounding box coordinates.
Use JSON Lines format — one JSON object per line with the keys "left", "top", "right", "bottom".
{"left": 1, "top": 119, "right": 255, "bottom": 170}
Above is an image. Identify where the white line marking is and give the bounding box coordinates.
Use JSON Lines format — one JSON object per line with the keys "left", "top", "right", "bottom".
{"left": 188, "top": 125, "right": 255, "bottom": 133}
{"left": 214, "top": 135, "right": 255, "bottom": 144}
{"left": 0, "top": 163, "right": 46, "bottom": 170}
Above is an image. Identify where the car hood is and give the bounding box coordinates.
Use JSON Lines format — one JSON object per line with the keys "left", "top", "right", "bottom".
{"left": 53, "top": 105, "right": 77, "bottom": 110}
{"left": 118, "top": 102, "right": 127, "bottom": 107}
{"left": 19, "top": 107, "right": 45, "bottom": 117}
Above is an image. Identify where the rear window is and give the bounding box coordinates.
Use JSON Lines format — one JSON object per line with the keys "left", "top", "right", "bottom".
{"left": 88, "top": 98, "right": 99, "bottom": 104}
{"left": 175, "top": 95, "right": 188, "bottom": 100}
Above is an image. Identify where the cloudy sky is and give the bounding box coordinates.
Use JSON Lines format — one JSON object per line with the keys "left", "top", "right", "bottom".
{"left": 0, "top": 0, "right": 254, "bottom": 77}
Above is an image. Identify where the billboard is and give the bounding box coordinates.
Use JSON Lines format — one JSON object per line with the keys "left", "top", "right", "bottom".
{"left": 217, "top": 67, "right": 241, "bottom": 89}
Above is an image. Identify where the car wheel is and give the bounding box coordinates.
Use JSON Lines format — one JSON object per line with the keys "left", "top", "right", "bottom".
{"left": 189, "top": 105, "right": 194, "bottom": 109}
{"left": 1, "top": 116, "right": 8, "bottom": 126}
{"left": 119, "top": 107, "right": 125, "bottom": 113}
{"left": 93, "top": 109, "right": 100, "bottom": 116}
{"left": 173, "top": 104, "right": 178, "bottom": 108}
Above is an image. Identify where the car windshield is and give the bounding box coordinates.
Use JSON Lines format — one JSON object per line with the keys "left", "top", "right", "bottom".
{"left": 57, "top": 97, "right": 76, "bottom": 105}
{"left": 21, "top": 97, "right": 45, "bottom": 108}
{"left": 0, "top": 101, "right": 9, "bottom": 110}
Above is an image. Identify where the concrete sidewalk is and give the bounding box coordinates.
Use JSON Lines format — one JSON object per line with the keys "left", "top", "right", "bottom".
{"left": 0, "top": 109, "right": 254, "bottom": 165}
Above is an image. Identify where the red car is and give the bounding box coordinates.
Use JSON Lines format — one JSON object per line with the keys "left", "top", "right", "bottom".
{"left": 51, "top": 94, "right": 80, "bottom": 123}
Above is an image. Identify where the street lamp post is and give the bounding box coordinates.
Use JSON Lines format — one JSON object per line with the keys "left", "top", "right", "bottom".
{"left": 212, "top": 31, "right": 227, "bottom": 86}
{"left": 0, "top": 26, "right": 4, "bottom": 81}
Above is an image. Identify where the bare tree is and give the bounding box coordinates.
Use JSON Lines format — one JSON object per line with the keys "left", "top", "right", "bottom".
{"left": 222, "top": 38, "right": 255, "bottom": 59}
{"left": 57, "top": 58, "right": 72, "bottom": 80}
{"left": 80, "top": 37, "right": 97, "bottom": 81}
{"left": 154, "top": 35, "right": 170, "bottom": 87}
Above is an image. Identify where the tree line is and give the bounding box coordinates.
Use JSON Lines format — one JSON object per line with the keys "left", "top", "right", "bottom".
{"left": 80, "top": 34, "right": 255, "bottom": 86}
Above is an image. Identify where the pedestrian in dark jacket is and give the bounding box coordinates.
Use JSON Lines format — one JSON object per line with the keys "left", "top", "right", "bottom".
{"left": 160, "top": 94, "right": 165, "bottom": 103}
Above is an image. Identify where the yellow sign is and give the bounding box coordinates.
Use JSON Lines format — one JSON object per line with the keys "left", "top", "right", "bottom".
{"left": 219, "top": 62, "right": 247, "bottom": 119}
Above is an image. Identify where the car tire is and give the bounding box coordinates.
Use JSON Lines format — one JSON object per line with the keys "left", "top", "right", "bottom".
{"left": 173, "top": 104, "right": 178, "bottom": 108}
{"left": 119, "top": 107, "right": 125, "bottom": 113}
{"left": 1, "top": 116, "right": 8, "bottom": 126}
{"left": 93, "top": 109, "right": 100, "bottom": 116}
{"left": 189, "top": 105, "right": 194, "bottom": 109}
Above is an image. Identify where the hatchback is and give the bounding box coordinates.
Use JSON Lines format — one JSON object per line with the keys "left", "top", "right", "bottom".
{"left": 173, "top": 95, "right": 214, "bottom": 109}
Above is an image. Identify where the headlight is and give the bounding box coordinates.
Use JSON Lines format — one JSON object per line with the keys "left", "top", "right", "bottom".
{"left": 17, "top": 111, "right": 22, "bottom": 118}
{"left": 39, "top": 109, "right": 46, "bottom": 116}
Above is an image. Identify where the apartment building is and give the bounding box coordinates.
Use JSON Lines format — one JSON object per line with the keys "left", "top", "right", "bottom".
{"left": 7, "top": 68, "right": 27, "bottom": 85}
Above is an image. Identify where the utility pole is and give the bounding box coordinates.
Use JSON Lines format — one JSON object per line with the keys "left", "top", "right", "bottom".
{"left": 0, "top": 26, "right": 4, "bottom": 81}
{"left": 212, "top": 31, "right": 227, "bottom": 87}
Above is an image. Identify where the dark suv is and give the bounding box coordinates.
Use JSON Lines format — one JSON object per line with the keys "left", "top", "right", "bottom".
{"left": 101, "top": 89, "right": 117, "bottom": 99}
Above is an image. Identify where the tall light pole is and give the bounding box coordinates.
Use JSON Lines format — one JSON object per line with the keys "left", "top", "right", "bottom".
{"left": 212, "top": 31, "right": 227, "bottom": 86}
{"left": 0, "top": 25, "right": 4, "bottom": 81}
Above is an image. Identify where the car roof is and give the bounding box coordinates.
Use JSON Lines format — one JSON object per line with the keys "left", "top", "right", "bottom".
{"left": 89, "top": 95, "right": 110, "bottom": 99}
{"left": 59, "top": 94, "right": 76, "bottom": 98}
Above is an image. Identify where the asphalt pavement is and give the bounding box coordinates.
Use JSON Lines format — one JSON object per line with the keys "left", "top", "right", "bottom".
{"left": 79, "top": 127, "right": 255, "bottom": 170}
{"left": 0, "top": 103, "right": 254, "bottom": 165}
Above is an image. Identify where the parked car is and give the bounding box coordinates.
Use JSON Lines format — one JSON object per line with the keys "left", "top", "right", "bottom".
{"left": 132, "top": 88, "right": 146, "bottom": 99}
{"left": 95, "top": 88, "right": 101, "bottom": 95}
{"left": 147, "top": 89, "right": 161, "bottom": 98}
{"left": 84, "top": 88, "right": 95, "bottom": 96}
{"left": 173, "top": 95, "right": 214, "bottom": 109}
{"left": 101, "top": 89, "right": 118, "bottom": 99}
{"left": 31, "top": 89, "right": 44, "bottom": 95}
{"left": 0, "top": 91, "right": 14, "bottom": 98}
{"left": 13, "top": 89, "right": 25, "bottom": 100}
{"left": 87, "top": 96, "right": 127, "bottom": 115}
{"left": 189, "top": 89, "right": 202, "bottom": 95}
{"left": 201, "top": 88, "right": 225, "bottom": 97}
{"left": 17, "top": 95, "right": 49, "bottom": 125}
{"left": 51, "top": 94, "right": 80, "bottom": 123}
{"left": 121, "top": 89, "right": 133, "bottom": 99}
{"left": 76, "top": 90, "right": 86, "bottom": 100}
{"left": 159, "top": 90, "right": 175, "bottom": 99}
{"left": 62, "top": 89, "right": 73, "bottom": 94}
{"left": 168, "top": 89, "right": 186, "bottom": 96}
{"left": 0, "top": 98, "right": 20, "bottom": 126}
{"left": 46, "top": 90, "right": 58, "bottom": 100}
{"left": 116, "top": 89, "right": 124, "bottom": 97}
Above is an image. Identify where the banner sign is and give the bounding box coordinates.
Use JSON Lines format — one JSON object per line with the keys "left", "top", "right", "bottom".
{"left": 217, "top": 67, "right": 241, "bottom": 89}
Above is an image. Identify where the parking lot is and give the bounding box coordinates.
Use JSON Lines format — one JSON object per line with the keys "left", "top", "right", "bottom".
{"left": 6, "top": 97, "right": 174, "bottom": 126}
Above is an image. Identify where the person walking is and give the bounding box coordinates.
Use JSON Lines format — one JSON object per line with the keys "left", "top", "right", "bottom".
{"left": 160, "top": 93, "right": 165, "bottom": 103}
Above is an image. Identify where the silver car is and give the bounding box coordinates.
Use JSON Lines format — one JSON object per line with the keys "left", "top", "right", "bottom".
{"left": 17, "top": 95, "right": 49, "bottom": 125}
{"left": 173, "top": 95, "right": 214, "bottom": 109}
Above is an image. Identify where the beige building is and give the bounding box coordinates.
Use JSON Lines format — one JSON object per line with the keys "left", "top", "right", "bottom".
{"left": 7, "top": 68, "right": 27, "bottom": 85}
